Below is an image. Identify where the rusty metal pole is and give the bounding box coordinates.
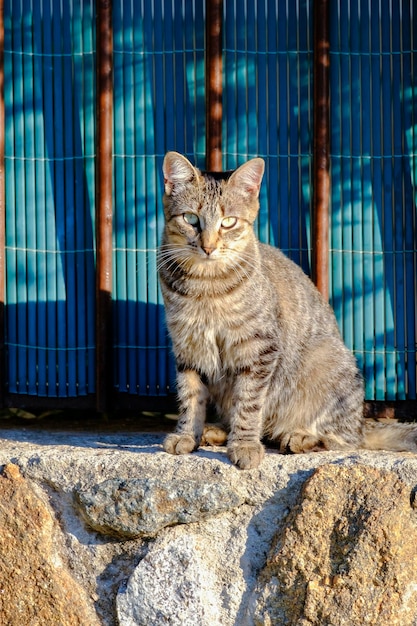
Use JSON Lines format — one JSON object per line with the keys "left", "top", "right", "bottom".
{"left": 312, "top": 0, "right": 330, "bottom": 300}
{"left": 0, "top": 0, "right": 5, "bottom": 407}
{"left": 205, "top": 0, "right": 223, "bottom": 171}
{"left": 96, "top": 0, "right": 113, "bottom": 413}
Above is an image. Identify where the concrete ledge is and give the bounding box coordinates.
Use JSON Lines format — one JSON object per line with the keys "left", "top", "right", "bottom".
{"left": 1, "top": 428, "right": 417, "bottom": 625}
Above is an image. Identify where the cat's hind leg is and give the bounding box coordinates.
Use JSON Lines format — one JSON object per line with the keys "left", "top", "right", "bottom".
{"left": 279, "top": 430, "right": 327, "bottom": 453}
{"left": 279, "top": 429, "right": 356, "bottom": 454}
{"left": 201, "top": 423, "right": 228, "bottom": 446}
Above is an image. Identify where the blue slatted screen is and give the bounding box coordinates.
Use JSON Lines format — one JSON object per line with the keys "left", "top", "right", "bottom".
{"left": 329, "top": 0, "right": 417, "bottom": 399}
{"left": 3, "top": 0, "right": 417, "bottom": 401}
{"left": 112, "top": 0, "right": 312, "bottom": 397}
{"left": 111, "top": 1, "right": 205, "bottom": 396}
{"left": 4, "top": 0, "right": 96, "bottom": 397}
{"left": 223, "top": 0, "right": 312, "bottom": 272}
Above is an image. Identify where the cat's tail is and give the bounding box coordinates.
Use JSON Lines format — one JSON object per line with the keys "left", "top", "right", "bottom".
{"left": 362, "top": 418, "right": 417, "bottom": 452}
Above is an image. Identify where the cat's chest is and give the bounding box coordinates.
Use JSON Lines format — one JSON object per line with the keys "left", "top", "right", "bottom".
{"left": 172, "top": 297, "right": 231, "bottom": 345}
{"left": 167, "top": 296, "right": 245, "bottom": 376}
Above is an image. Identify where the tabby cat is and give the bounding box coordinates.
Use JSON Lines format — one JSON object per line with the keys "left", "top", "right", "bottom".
{"left": 158, "top": 151, "right": 417, "bottom": 469}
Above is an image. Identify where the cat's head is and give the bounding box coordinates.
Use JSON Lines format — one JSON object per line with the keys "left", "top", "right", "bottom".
{"left": 161, "top": 152, "right": 264, "bottom": 268}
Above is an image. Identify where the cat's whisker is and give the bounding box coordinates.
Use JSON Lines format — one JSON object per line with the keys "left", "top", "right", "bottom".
{"left": 157, "top": 255, "right": 192, "bottom": 274}
{"left": 225, "top": 250, "right": 260, "bottom": 282}
{"left": 157, "top": 246, "right": 194, "bottom": 272}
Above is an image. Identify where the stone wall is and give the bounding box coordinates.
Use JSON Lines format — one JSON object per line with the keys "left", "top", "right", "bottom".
{"left": 1, "top": 429, "right": 417, "bottom": 625}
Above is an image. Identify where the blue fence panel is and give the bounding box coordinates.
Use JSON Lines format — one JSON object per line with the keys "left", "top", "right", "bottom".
{"left": 223, "top": 0, "right": 313, "bottom": 272}
{"left": 111, "top": 1, "right": 205, "bottom": 396}
{"left": 4, "top": 0, "right": 96, "bottom": 397}
{"left": 111, "top": 0, "right": 313, "bottom": 397}
{"left": 329, "top": 0, "right": 417, "bottom": 399}
{"left": 3, "top": 0, "right": 416, "bottom": 402}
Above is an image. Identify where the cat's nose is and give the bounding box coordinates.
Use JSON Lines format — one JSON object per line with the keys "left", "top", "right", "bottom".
{"left": 202, "top": 246, "right": 215, "bottom": 256}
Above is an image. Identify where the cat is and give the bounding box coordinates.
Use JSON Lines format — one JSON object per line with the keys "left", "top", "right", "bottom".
{"left": 158, "top": 151, "right": 417, "bottom": 469}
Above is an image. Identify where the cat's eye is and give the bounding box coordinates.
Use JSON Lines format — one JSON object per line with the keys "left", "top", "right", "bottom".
{"left": 221, "top": 216, "right": 238, "bottom": 229}
{"left": 183, "top": 213, "right": 199, "bottom": 227}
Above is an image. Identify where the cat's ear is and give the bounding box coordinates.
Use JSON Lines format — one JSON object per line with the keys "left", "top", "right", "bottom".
{"left": 228, "top": 158, "right": 265, "bottom": 197}
{"left": 163, "top": 152, "right": 198, "bottom": 196}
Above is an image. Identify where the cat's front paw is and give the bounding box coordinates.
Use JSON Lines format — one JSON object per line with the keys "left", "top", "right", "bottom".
{"left": 227, "top": 441, "right": 265, "bottom": 470}
{"left": 163, "top": 433, "right": 197, "bottom": 455}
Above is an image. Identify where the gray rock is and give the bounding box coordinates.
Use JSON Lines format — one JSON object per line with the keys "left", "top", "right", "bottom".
{"left": 116, "top": 534, "right": 219, "bottom": 626}
{"left": 75, "top": 476, "right": 243, "bottom": 538}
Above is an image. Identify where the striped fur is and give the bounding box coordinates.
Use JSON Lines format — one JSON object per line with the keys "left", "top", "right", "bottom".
{"left": 158, "top": 152, "right": 417, "bottom": 469}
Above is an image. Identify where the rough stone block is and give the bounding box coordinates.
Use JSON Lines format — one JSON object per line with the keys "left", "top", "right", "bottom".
{"left": 249, "top": 463, "right": 417, "bottom": 626}
{"left": 75, "top": 476, "right": 243, "bottom": 538}
{"left": 0, "top": 463, "right": 99, "bottom": 626}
